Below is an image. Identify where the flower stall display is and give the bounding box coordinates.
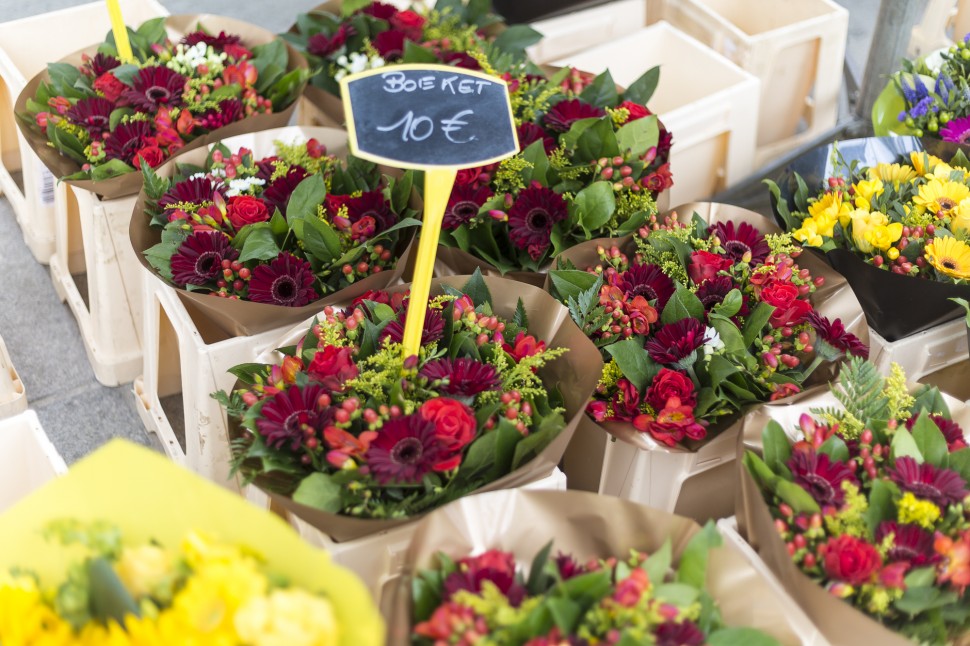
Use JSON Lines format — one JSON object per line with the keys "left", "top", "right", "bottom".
{"left": 215, "top": 272, "right": 602, "bottom": 541}
{"left": 15, "top": 14, "right": 309, "bottom": 199}
{"left": 769, "top": 137, "right": 970, "bottom": 340}
{"left": 550, "top": 202, "right": 867, "bottom": 518}
{"left": 132, "top": 126, "right": 420, "bottom": 336}
{"left": 392, "top": 489, "right": 817, "bottom": 645}
{"left": 740, "top": 356, "right": 970, "bottom": 645}
{"left": 0, "top": 439, "right": 383, "bottom": 645}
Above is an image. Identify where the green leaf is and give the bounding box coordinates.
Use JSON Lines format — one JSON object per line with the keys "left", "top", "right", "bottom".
{"left": 905, "top": 566, "right": 937, "bottom": 589}
{"left": 527, "top": 541, "right": 554, "bottom": 595}
{"left": 303, "top": 217, "right": 342, "bottom": 262}
{"left": 88, "top": 557, "right": 140, "bottom": 624}
{"left": 677, "top": 522, "right": 721, "bottom": 588}
{"left": 605, "top": 338, "right": 658, "bottom": 392}
{"left": 47, "top": 62, "right": 82, "bottom": 91}
{"left": 402, "top": 39, "right": 440, "bottom": 63}
{"left": 90, "top": 158, "right": 134, "bottom": 181}
{"left": 546, "top": 597, "right": 581, "bottom": 633}
{"left": 743, "top": 452, "right": 780, "bottom": 490}
{"left": 742, "top": 301, "right": 775, "bottom": 347}
{"left": 865, "top": 479, "right": 899, "bottom": 535}
{"left": 660, "top": 286, "right": 705, "bottom": 324}
{"left": 895, "top": 587, "right": 959, "bottom": 615}
{"left": 711, "top": 289, "right": 743, "bottom": 318}
{"left": 622, "top": 66, "right": 660, "bottom": 106}
{"left": 706, "top": 354, "right": 739, "bottom": 385}
{"left": 573, "top": 181, "right": 615, "bottom": 234}
{"left": 460, "top": 269, "right": 492, "bottom": 307}
{"left": 511, "top": 414, "right": 563, "bottom": 470}
{"left": 549, "top": 269, "right": 601, "bottom": 301}
{"left": 776, "top": 480, "right": 821, "bottom": 514}
{"left": 286, "top": 175, "right": 328, "bottom": 224}
{"left": 512, "top": 298, "right": 529, "bottom": 329}
{"left": 709, "top": 316, "right": 745, "bottom": 356}
{"left": 520, "top": 140, "right": 550, "bottom": 185}
{"left": 269, "top": 209, "right": 288, "bottom": 238}
{"left": 237, "top": 224, "right": 280, "bottom": 262}
{"left": 492, "top": 24, "right": 543, "bottom": 53}
{"left": 390, "top": 171, "right": 414, "bottom": 213}
{"left": 891, "top": 428, "right": 923, "bottom": 463}
{"left": 708, "top": 628, "right": 781, "bottom": 646}
{"left": 948, "top": 448, "right": 970, "bottom": 483}
{"left": 643, "top": 540, "right": 672, "bottom": 585}
{"left": 141, "top": 163, "right": 170, "bottom": 201}
{"left": 616, "top": 115, "right": 658, "bottom": 159}
{"left": 292, "top": 472, "right": 343, "bottom": 512}
{"left": 911, "top": 413, "right": 949, "bottom": 466}
{"left": 762, "top": 420, "right": 792, "bottom": 475}
{"left": 817, "top": 435, "right": 850, "bottom": 463}
{"left": 227, "top": 363, "right": 269, "bottom": 385}
{"left": 654, "top": 582, "right": 700, "bottom": 606}
{"left": 579, "top": 70, "right": 619, "bottom": 108}
{"left": 108, "top": 107, "right": 133, "bottom": 131}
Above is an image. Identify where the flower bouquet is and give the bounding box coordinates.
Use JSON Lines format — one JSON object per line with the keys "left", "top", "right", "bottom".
{"left": 769, "top": 136, "right": 970, "bottom": 340}
{"left": 388, "top": 489, "right": 818, "bottom": 645}
{"left": 15, "top": 15, "right": 309, "bottom": 199}
{"left": 285, "top": 0, "right": 541, "bottom": 122}
{"left": 215, "top": 272, "right": 602, "bottom": 541}
{"left": 550, "top": 202, "right": 867, "bottom": 520}
{"left": 0, "top": 439, "right": 383, "bottom": 645}
{"left": 739, "top": 356, "right": 970, "bottom": 645}
{"left": 131, "top": 125, "right": 420, "bottom": 336}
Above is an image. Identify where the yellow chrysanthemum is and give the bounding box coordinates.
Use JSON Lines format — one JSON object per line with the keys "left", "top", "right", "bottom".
{"left": 898, "top": 492, "right": 941, "bottom": 529}
{"left": 808, "top": 191, "right": 851, "bottom": 228}
{"left": 849, "top": 209, "right": 887, "bottom": 253}
{"left": 952, "top": 198, "right": 970, "bottom": 234}
{"left": 865, "top": 222, "right": 903, "bottom": 251}
{"left": 909, "top": 151, "right": 946, "bottom": 177}
{"left": 114, "top": 545, "right": 174, "bottom": 599}
{"left": 234, "top": 589, "right": 339, "bottom": 646}
{"left": 852, "top": 177, "right": 884, "bottom": 211}
{"left": 0, "top": 576, "right": 73, "bottom": 645}
{"left": 925, "top": 236, "right": 970, "bottom": 279}
{"left": 869, "top": 161, "right": 917, "bottom": 186}
{"left": 913, "top": 179, "right": 970, "bottom": 218}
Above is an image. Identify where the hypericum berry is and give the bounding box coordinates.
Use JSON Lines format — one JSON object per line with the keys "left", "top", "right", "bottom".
{"left": 334, "top": 409, "right": 350, "bottom": 424}
{"left": 238, "top": 267, "right": 251, "bottom": 280}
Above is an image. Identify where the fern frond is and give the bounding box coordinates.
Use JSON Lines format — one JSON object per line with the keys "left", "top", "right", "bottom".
{"left": 831, "top": 355, "right": 888, "bottom": 425}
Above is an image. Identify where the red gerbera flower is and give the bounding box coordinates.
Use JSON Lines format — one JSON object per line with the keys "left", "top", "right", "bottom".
{"left": 787, "top": 448, "right": 858, "bottom": 506}
{"left": 197, "top": 98, "right": 243, "bottom": 131}
{"left": 123, "top": 65, "right": 187, "bottom": 112}
{"left": 420, "top": 357, "right": 501, "bottom": 397}
{"left": 655, "top": 620, "right": 706, "bottom": 646}
{"left": 709, "top": 221, "right": 770, "bottom": 265}
{"left": 443, "top": 184, "right": 493, "bottom": 230}
{"left": 443, "top": 551, "right": 526, "bottom": 608}
{"left": 876, "top": 521, "right": 939, "bottom": 566}
{"left": 507, "top": 185, "right": 567, "bottom": 260}
{"left": 364, "top": 414, "right": 446, "bottom": 484}
{"left": 381, "top": 308, "right": 445, "bottom": 346}
{"left": 516, "top": 122, "right": 557, "bottom": 155}
{"left": 256, "top": 383, "right": 332, "bottom": 451}
{"left": 373, "top": 29, "right": 408, "bottom": 60}
{"left": 170, "top": 231, "right": 238, "bottom": 287}
{"left": 694, "top": 275, "right": 736, "bottom": 310}
{"left": 181, "top": 30, "right": 242, "bottom": 49}
{"left": 805, "top": 311, "right": 869, "bottom": 360}
{"left": 84, "top": 52, "right": 120, "bottom": 77}
{"left": 261, "top": 166, "right": 310, "bottom": 213}
{"left": 247, "top": 253, "right": 319, "bottom": 307}
{"left": 158, "top": 176, "right": 224, "bottom": 210}
{"left": 359, "top": 2, "right": 399, "bottom": 20}
{"left": 439, "top": 50, "right": 480, "bottom": 70}
{"left": 906, "top": 413, "right": 968, "bottom": 451}
{"left": 307, "top": 25, "right": 351, "bottom": 57}
{"left": 645, "top": 318, "right": 707, "bottom": 364}
{"left": 543, "top": 98, "right": 606, "bottom": 133}
{"left": 339, "top": 190, "right": 396, "bottom": 231}
{"left": 615, "top": 262, "right": 676, "bottom": 310}
{"left": 103, "top": 120, "right": 151, "bottom": 165}
{"left": 890, "top": 457, "right": 968, "bottom": 509}
{"left": 66, "top": 97, "right": 114, "bottom": 137}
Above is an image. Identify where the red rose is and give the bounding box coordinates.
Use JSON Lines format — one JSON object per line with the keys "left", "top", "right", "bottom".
{"left": 617, "top": 100, "right": 651, "bottom": 121}
{"left": 307, "top": 345, "right": 358, "bottom": 392}
{"left": 646, "top": 368, "right": 696, "bottom": 411}
{"left": 132, "top": 145, "right": 165, "bottom": 169}
{"left": 687, "top": 250, "right": 733, "bottom": 285}
{"left": 633, "top": 397, "right": 706, "bottom": 446}
{"left": 586, "top": 399, "right": 609, "bottom": 422}
{"left": 93, "top": 72, "right": 126, "bottom": 103}
{"left": 642, "top": 163, "right": 672, "bottom": 193}
{"left": 821, "top": 535, "right": 882, "bottom": 586}
{"left": 226, "top": 195, "right": 270, "bottom": 230}
{"left": 222, "top": 43, "right": 253, "bottom": 61}
{"left": 307, "top": 26, "right": 349, "bottom": 58}
{"left": 350, "top": 215, "right": 376, "bottom": 241}
{"left": 420, "top": 397, "right": 476, "bottom": 453}
{"left": 760, "top": 283, "right": 812, "bottom": 327}
{"left": 390, "top": 9, "right": 426, "bottom": 39}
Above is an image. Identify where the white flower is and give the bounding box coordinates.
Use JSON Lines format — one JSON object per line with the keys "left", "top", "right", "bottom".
{"left": 703, "top": 326, "right": 723, "bottom": 352}
{"left": 225, "top": 176, "right": 266, "bottom": 197}
{"left": 924, "top": 47, "right": 948, "bottom": 74}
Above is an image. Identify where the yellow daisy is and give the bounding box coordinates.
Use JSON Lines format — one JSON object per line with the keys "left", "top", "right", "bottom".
{"left": 869, "top": 162, "right": 917, "bottom": 186}
{"left": 808, "top": 191, "right": 851, "bottom": 228}
{"left": 910, "top": 151, "right": 947, "bottom": 177}
{"left": 913, "top": 179, "right": 970, "bottom": 218}
{"left": 925, "top": 236, "right": 970, "bottom": 279}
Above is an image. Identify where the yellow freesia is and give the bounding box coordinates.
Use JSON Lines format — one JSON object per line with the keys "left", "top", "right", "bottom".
{"left": 165, "top": 560, "right": 267, "bottom": 641}
{"left": 808, "top": 191, "right": 851, "bottom": 227}
{"left": 849, "top": 209, "right": 888, "bottom": 253}
{"left": 852, "top": 177, "right": 884, "bottom": 212}
{"left": 793, "top": 217, "right": 828, "bottom": 247}
{"left": 235, "top": 589, "right": 340, "bottom": 646}
{"left": 952, "top": 198, "right": 970, "bottom": 234}
{"left": 114, "top": 545, "right": 174, "bottom": 600}
{"left": 864, "top": 222, "right": 904, "bottom": 251}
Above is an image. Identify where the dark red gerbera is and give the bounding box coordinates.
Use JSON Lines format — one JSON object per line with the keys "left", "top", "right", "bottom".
{"left": 517, "top": 122, "right": 557, "bottom": 155}
{"left": 443, "top": 184, "right": 492, "bottom": 230}
{"left": 709, "top": 221, "right": 770, "bottom": 265}
{"left": 805, "top": 311, "right": 869, "bottom": 360}
{"left": 373, "top": 29, "right": 408, "bottom": 60}
{"left": 66, "top": 97, "right": 114, "bottom": 137}
{"left": 890, "top": 457, "right": 968, "bottom": 509}
{"left": 170, "top": 231, "right": 238, "bottom": 287}
{"left": 787, "top": 448, "right": 858, "bottom": 507}
{"left": 181, "top": 30, "right": 242, "bottom": 49}
{"left": 197, "top": 98, "right": 243, "bottom": 131}
{"left": 876, "top": 521, "right": 939, "bottom": 566}
{"left": 655, "top": 620, "right": 706, "bottom": 646}
{"left": 247, "top": 253, "right": 319, "bottom": 307}
{"left": 256, "top": 383, "right": 332, "bottom": 451}
{"left": 307, "top": 25, "right": 351, "bottom": 58}
{"left": 507, "top": 185, "right": 567, "bottom": 260}
{"left": 261, "top": 166, "right": 310, "bottom": 213}
{"left": 359, "top": 1, "right": 399, "bottom": 20}
{"left": 103, "top": 120, "right": 151, "bottom": 164}
{"left": 554, "top": 553, "right": 587, "bottom": 581}
{"left": 84, "top": 52, "right": 120, "bottom": 77}
{"left": 440, "top": 50, "right": 481, "bottom": 70}
{"left": 381, "top": 308, "right": 445, "bottom": 346}
{"left": 694, "top": 275, "right": 735, "bottom": 310}
{"left": 543, "top": 98, "right": 606, "bottom": 133}
{"left": 364, "top": 414, "right": 445, "bottom": 484}
{"left": 645, "top": 318, "right": 707, "bottom": 364}
{"left": 341, "top": 190, "right": 396, "bottom": 231}
{"left": 615, "top": 262, "right": 675, "bottom": 310}
{"left": 443, "top": 551, "right": 526, "bottom": 608}
{"left": 254, "top": 156, "right": 284, "bottom": 181}
{"left": 420, "top": 357, "right": 501, "bottom": 397}
{"left": 906, "top": 413, "right": 968, "bottom": 451}
{"left": 158, "top": 176, "right": 223, "bottom": 209}
{"left": 123, "top": 65, "right": 187, "bottom": 112}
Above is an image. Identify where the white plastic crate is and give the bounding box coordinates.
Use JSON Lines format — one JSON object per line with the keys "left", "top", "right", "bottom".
{"left": 0, "top": 410, "right": 67, "bottom": 512}
{"left": 526, "top": 0, "right": 648, "bottom": 64}
{"left": 870, "top": 317, "right": 968, "bottom": 383}
{"left": 133, "top": 269, "right": 287, "bottom": 500}
{"left": 957, "top": 0, "right": 970, "bottom": 43}
{"left": 552, "top": 22, "right": 759, "bottom": 204}
{"left": 658, "top": 0, "right": 847, "bottom": 166}
{"left": 909, "top": 0, "right": 958, "bottom": 57}
{"left": 716, "top": 517, "right": 829, "bottom": 646}
{"left": 289, "top": 467, "right": 567, "bottom": 610}
{"left": 0, "top": 334, "right": 26, "bottom": 418}
{"left": 0, "top": 0, "right": 168, "bottom": 263}
{"left": 49, "top": 184, "right": 142, "bottom": 386}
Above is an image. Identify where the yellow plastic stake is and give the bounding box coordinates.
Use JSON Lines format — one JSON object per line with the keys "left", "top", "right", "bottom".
{"left": 401, "top": 168, "right": 458, "bottom": 358}
{"left": 105, "top": 0, "right": 134, "bottom": 63}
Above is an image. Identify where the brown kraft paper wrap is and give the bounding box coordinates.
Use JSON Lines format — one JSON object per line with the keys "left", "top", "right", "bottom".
{"left": 558, "top": 202, "right": 868, "bottom": 522}
{"left": 16, "top": 14, "right": 308, "bottom": 201}
{"left": 735, "top": 386, "right": 970, "bottom": 646}
{"left": 131, "top": 125, "right": 417, "bottom": 338}
{"left": 229, "top": 275, "right": 603, "bottom": 542}
{"left": 385, "top": 489, "right": 814, "bottom": 646}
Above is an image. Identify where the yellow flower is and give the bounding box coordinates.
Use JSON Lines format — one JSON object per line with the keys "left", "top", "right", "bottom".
{"left": 852, "top": 177, "right": 884, "bottom": 211}
{"left": 234, "top": 589, "right": 340, "bottom": 646}
{"left": 864, "top": 222, "right": 904, "bottom": 251}
{"left": 808, "top": 191, "right": 851, "bottom": 227}
{"left": 909, "top": 151, "right": 946, "bottom": 177}
{"left": 0, "top": 576, "right": 73, "bottom": 645}
{"left": 952, "top": 198, "right": 970, "bottom": 234}
{"left": 869, "top": 161, "right": 917, "bottom": 186}
{"left": 898, "top": 492, "right": 941, "bottom": 529}
{"left": 913, "top": 179, "right": 969, "bottom": 217}
{"left": 925, "top": 236, "right": 970, "bottom": 279}
{"left": 849, "top": 209, "right": 887, "bottom": 253}
{"left": 114, "top": 545, "right": 174, "bottom": 600}
{"left": 793, "top": 218, "right": 826, "bottom": 247}
{"left": 181, "top": 530, "right": 253, "bottom": 570}
{"left": 887, "top": 247, "right": 900, "bottom": 260}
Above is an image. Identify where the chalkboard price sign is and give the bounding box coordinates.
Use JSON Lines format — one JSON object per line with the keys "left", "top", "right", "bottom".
{"left": 339, "top": 64, "right": 519, "bottom": 169}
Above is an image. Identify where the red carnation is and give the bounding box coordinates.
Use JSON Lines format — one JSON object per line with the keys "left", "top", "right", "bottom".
{"left": 226, "top": 195, "right": 270, "bottom": 230}
{"left": 687, "top": 250, "right": 733, "bottom": 285}
{"left": 307, "top": 25, "right": 350, "bottom": 58}
{"left": 307, "top": 345, "right": 358, "bottom": 392}
{"left": 821, "top": 535, "right": 882, "bottom": 586}
{"left": 646, "top": 368, "right": 696, "bottom": 411}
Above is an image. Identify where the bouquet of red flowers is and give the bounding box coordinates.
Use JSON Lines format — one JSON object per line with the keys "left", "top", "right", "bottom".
{"left": 16, "top": 15, "right": 308, "bottom": 198}
{"left": 215, "top": 272, "right": 601, "bottom": 540}
{"left": 741, "top": 356, "right": 970, "bottom": 644}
